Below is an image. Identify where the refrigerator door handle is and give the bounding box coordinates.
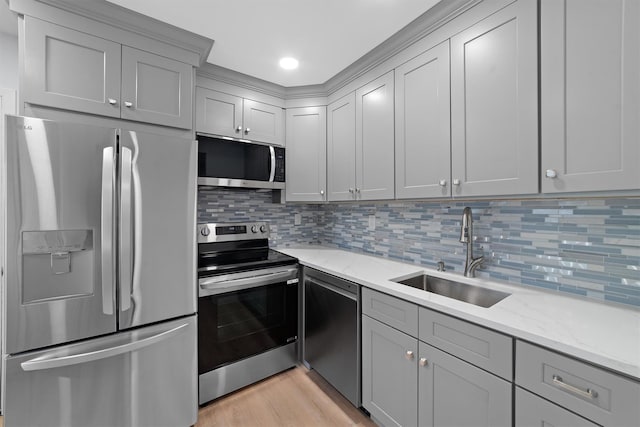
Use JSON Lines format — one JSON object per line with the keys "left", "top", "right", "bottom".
{"left": 101, "top": 147, "right": 115, "bottom": 315}
{"left": 20, "top": 322, "right": 189, "bottom": 372}
{"left": 119, "top": 146, "right": 133, "bottom": 312}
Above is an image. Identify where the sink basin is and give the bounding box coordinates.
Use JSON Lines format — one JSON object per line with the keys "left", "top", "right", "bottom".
{"left": 392, "top": 273, "right": 510, "bottom": 308}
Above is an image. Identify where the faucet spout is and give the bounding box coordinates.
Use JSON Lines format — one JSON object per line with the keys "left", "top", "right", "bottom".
{"left": 460, "top": 207, "right": 484, "bottom": 277}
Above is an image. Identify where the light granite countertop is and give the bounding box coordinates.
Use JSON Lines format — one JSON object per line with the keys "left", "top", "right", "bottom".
{"left": 278, "top": 246, "right": 640, "bottom": 381}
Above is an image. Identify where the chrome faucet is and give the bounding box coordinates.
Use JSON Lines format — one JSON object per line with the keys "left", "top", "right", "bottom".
{"left": 459, "top": 207, "right": 484, "bottom": 277}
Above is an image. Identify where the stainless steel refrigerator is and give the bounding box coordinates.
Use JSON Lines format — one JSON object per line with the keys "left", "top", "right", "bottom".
{"left": 1, "top": 116, "right": 198, "bottom": 426}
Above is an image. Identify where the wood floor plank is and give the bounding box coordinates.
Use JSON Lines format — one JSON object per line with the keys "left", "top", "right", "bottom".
{"left": 197, "top": 366, "right": 376, "bottom": 427}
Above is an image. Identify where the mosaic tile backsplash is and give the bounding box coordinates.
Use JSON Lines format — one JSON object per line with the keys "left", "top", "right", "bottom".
{"left": 198, "top": 188, "right": 640, "bottom": 308}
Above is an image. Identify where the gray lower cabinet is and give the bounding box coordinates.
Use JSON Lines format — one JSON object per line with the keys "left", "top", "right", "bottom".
{"left": 23, "top": 16, "right": 193, "bottom": 129}
{"left": 362, "top": 315, "right": 418, "bottom": 427}
{"left": 515, "top": 387, "right": 599, "bottom": 427}
{"left": 285, "top": 106, "right": 327, "bottom": 202}
{"left": 450, "top": 0, "right": 538, "bottom": 197}
{"left": 540, "top": 0, "right": 640, "bottom": 192}
{"left": 362, "top": 288, "right": 513, "bottom": 427}
{"left": 419, "top": 341, "right": 511, "bottom": 427}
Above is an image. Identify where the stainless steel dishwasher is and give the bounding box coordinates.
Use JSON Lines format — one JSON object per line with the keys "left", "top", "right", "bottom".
{"left": 303, "top": 267, "right": 360, "bottom": 407}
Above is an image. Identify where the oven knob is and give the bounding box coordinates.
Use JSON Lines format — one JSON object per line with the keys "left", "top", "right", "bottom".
{"left": 200, "top": 226, "right": 210, "bottom": 237}
{"left": 251, "top": 225, "right": 258, "bottom": 233}
{"left": 260, "top": 225, "right": 267, "bottom": 233}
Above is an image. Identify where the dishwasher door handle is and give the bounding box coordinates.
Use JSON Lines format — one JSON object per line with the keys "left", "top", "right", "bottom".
{"left": 305, "top": 278, "right": 357, "bottom": 301}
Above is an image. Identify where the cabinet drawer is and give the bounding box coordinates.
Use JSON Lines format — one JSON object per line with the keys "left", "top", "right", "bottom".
{"left": 516, "top": 340, "right": 640, "bottom": 426}
{"left": 515, "top": 387, "right": 598, "bottom": 427}
{"left": 362, "top": 288, "right": 418, "bottom": 337}
{"left": 419, "top": 307, "right": 512, "bottom": 380}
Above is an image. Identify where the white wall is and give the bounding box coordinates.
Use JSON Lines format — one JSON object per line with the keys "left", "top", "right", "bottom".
{"left": 0, "top": 32, "right": 18, "bottom": 90}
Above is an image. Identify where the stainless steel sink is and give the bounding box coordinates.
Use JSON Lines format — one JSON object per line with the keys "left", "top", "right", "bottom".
{"left": 392, "top": 273, "right": 510, "bottom": 308}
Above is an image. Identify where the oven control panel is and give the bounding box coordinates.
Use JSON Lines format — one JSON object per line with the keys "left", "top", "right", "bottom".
{"left": 198, "top": 222, "right": 270, "bottom": 243}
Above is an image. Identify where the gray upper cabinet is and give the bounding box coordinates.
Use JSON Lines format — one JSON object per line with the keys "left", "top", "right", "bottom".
{"left": 23, "top": 17, "right": 193, "bottom": 129}
{"left": 120, "top": 46, "right": 192, "bottom": 129}
{"left": 419, "top": 342, "right": 511, "bottom": 427}
{"left": 243, "top": 99, "right": 285, "bottom": 145}
{"left": 355, "top": 71, "right": 395, "bottom": 200}
{"left": 395, "top": 40, "right": 451, "bottom": 199}
{"left": 285, "top": 106, "right": 327, "bottom": 202}
{"left": 541, "top": 0, "right": 640, "bottom": 193}
{"left": 23, "top": 16, "right": 122, "bottom": 119}
{"left": 450, "top": 0, "right": 538, "bottom": 197}
{"left": 196, "top": 87, "right": 284, "bottom": 145}
{"left": 327, "top": 93, "right": 357, "bottom": 201}
{"left": 362, "top": 315, "right": 418, "bottom": 427}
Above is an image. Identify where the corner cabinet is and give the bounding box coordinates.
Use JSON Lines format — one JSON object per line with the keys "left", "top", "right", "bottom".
{"left": 540, "top": 0, "right": 640, "bottom": 193}
{"left": 450, "top": 0, "right": 538, "bottom": 197}
{"left": 196, "top": 87, "right": 284, "bottom": 145}
{"left": 285, "top": 106, "right": 327, "bottom": 202}
{"left": 394, "top": 40, "right": 451, "bottom": 199}
{"left": 22, "top": 16, "right": 193, "bottom": 129}
{"left": 355, "top": 71, "right": 395, "bottom": 200}
{"left": 327, "top": 93, "right": 356, "bottom": 201}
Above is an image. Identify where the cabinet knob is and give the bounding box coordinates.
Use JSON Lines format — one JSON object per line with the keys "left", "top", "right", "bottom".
{"left": 355, "top": 188, "right": 361, "bottom": 193}
{"left": 236, "top": 125, "right": 242, "bottom": 133}
{"left": 245, "top": 128, "right": 251, "bottom": 134}
{"left": 405, "top": 350, "right": 414, "bottom": 361}
{"left": 320, "top": 190, "right": 325, "bottom": 196}
{"left": 419, "top": 357, "right": 428, "bottom": 367}
{"left": 452, "top": 179, "right": 461, "bottom": 186}
{"left": 124, "top": 102, "right": 133, "bottom": 108}
{"left": 439, "top": 179, "right": 447, "bottom": 187}
{"left": 108, "top": 98, "right": 117, "bottom": 105}
{"left": 545, "top": 169, "right": 558, "bottom": 179}
{"left": 348, "top": 188, "right": 354, "bottom": 193}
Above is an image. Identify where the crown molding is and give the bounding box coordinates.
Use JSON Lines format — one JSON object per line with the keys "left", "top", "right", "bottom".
{"left": 197, "top": 0, "right": 478, "bottom": 100}
{"left": 10, "top": 0, "right": 213, "bottom": 65}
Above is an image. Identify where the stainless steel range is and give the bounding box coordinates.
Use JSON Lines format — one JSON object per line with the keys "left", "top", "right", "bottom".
{"left": 197, "top": 222, "right": 299, "bottom": 405}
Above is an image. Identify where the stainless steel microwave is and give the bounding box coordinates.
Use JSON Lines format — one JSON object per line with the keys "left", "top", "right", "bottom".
{"left": 197, "top": 134, "right": 285, "bottom": 190}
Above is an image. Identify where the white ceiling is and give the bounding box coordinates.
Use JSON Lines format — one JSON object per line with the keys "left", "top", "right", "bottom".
{"left": 106, "top": 0, "right": 441, "bottom": 87}
{"left": 0, "top": 0, "right": 442, "bottom": 87}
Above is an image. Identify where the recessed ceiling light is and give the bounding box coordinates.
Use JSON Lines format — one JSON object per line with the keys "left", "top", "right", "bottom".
{"left": 279, "top": 57, "right": 299, "bottom": 70}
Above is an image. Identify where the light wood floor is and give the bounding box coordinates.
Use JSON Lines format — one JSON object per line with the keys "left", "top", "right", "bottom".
{"left": 0, "top": 366, "right": 373, "bottom": 427}
{"left": 197, "top": 365, "right": 376, "bottom": 427}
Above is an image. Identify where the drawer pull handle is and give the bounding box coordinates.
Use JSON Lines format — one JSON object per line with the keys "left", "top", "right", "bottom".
{"left": 552, "top": 375, "right": 598, "bottom": 399}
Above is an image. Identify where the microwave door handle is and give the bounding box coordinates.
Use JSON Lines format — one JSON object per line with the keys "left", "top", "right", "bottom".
{"left": 100, "top": 146, "right": 115, "bottom": 315}
{"left": 119, "top": 146, "right": 133, "bottom": 312}
{"left": 269, "top": 145, "right": 276, "bottom": 182}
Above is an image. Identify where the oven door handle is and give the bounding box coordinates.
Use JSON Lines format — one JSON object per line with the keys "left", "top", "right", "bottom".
{"left": 199, "top": 268, "right": 298, "bottom": 295}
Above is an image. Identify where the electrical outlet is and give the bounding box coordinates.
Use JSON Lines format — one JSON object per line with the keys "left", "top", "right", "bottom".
{"left": 294, "top": 213, "right": 302, "bottom": 225}
{"left": 368, "top": 215, "right": 375, "bottom": 231}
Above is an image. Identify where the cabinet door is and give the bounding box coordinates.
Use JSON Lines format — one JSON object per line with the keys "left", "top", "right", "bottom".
{"left": 355, "top": 71, "right": 395, "bottom": 200}
{"left": 418, "top": 342, "right": 511, "bottom": 427}
{"left": 541, "top": 0, "right": 640, "bottom": 192}
{"left": 362, "top": 315, "right": 418, "bottom": 427}
{"left": 285, "top": 107, "right": 327, "bottom": 202}
{"left": 243, "top": 99, "right": 285, "bottom": 145}
{"left": 395, "top": 41, "right": 451, "bottom": 199}
{"left": 121, "top": 46, "right": 193, "bottom": 129}
{"left": 22, "top": 16, "right": 121, "bottom": 118}
{"left": 451, "top": 0, "right": 538, "bottom": 197}
{"left": 327, "top": 93, "right": 357, "bottom": 201}
{"left": 195, "top": 88, "right": 243, "bottom": 138}
{"left": 515, "top": 387, "right": 599, "bottom": 427}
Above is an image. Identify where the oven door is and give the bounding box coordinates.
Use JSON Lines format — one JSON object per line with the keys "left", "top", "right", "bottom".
{"left": 198, "top": 265, "right": 298, "bottom": 374}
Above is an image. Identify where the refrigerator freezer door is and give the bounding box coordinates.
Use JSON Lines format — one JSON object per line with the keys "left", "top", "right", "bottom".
{"left": 4, "top": 116, "right": 117, "bottom": 354}
{"left": 4, "top": 315, "right": 197, "bottom": 427}
{"left": 118, "top": 130, "right": 197, "bottom": 329}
